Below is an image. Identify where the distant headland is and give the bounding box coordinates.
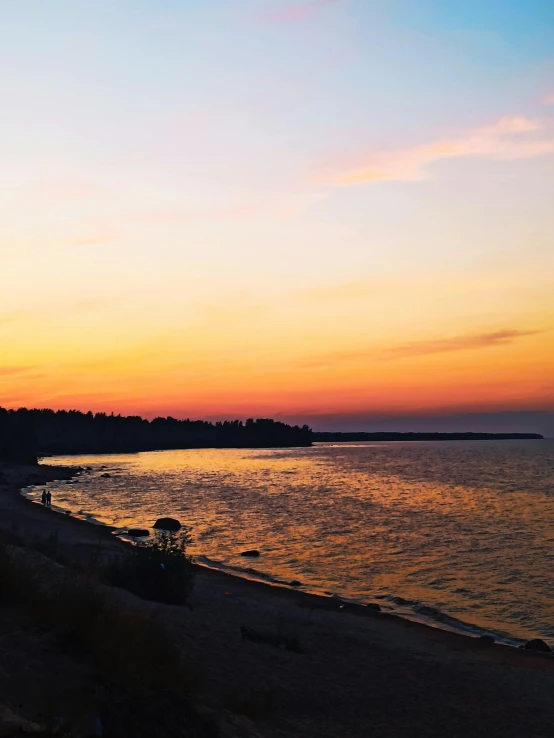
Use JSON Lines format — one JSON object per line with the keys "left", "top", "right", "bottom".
{"left": 314, "top": 432, "right": 544, "bottom": 442}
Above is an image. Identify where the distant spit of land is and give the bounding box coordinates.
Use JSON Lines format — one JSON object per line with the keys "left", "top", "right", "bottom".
{"left": 314, "top": 432, "right": 544, "bottom": 442}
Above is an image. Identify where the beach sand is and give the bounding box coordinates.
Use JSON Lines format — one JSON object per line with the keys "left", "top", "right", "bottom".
{"left": 1, "top": 462, "right": 554, "bottom": 737}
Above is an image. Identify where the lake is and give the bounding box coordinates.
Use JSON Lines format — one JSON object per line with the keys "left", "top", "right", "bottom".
{"left": 37, "top": 440, "right": 554, "bottom": 643}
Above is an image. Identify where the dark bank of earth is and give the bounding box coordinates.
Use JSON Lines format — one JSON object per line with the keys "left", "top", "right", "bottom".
{"left": 2, "top": 462, "right": 554, "bottom": 738}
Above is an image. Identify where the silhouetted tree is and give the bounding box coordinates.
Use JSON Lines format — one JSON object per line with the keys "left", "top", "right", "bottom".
{"left": 0, "top": 409, "right": 38, "bottom": 463}
{"left": 0, "top": 407, "right": 313, "bottom": 457}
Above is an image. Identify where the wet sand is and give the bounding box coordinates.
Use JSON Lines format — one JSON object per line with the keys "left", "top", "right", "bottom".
{"left": 1, "top": 462, "right": 554, "bottom": 737}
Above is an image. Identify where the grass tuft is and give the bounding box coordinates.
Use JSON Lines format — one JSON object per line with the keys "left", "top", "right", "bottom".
{"left": 0, "top": 543, "right": 215, "bottom": 737}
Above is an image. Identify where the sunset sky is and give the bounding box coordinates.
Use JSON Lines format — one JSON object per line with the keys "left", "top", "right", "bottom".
{"left": 1, "top": 0, "right": 553, "bottom": 433}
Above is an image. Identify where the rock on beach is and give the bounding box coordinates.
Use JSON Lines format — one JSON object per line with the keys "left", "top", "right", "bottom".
{"left": 153, "top": 517, "right": 182, "bottom": 531}
{"left": 523, "top": 639, "right": 551, "bottom": 653}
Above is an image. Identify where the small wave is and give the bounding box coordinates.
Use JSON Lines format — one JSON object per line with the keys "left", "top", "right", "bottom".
{"left": 413, "top": 605, "right": 514, "bottom": 641}
{"left": 385, "top": 595, "right": 415, "bottom": 607}
{"left": 197, "top": 526, "right": 224, "bottom": 540}
{"left": 195, "top": 555, "right": 292, "bottom": 587}
{"left": 378, "top": 593, "right": 518, "bottom": 644}
{"left": 408, "top": 603, "right": 518, "bottom": 644}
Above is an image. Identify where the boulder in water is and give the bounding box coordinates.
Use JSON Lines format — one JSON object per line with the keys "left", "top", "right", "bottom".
{"left": 153, "top": 517, "right": 181, "bottom": 531}
{"left": 240, "top": 549, "right": 260, "bottom": 557}
{"left": 523, "top": 638, "right": 551, "bottom": 653}
{"left": 289, "top": 580, "right": 302, "bottom": 587}
{"left": 100, "top": 473, "right": 111, "bottom": 478}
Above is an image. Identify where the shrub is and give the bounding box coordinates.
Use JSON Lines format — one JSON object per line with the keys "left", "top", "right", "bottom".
{"left": 0, "top": 413, "right": 38, "bottom": 464}
{"left": 104, "top": 531, "right": 195, "bottom": 605}
{"left": 0, "top": 544, "right": 188, "bottom": 690}
{"left": 0, "top": 544, "right": 215, "bottom": 737}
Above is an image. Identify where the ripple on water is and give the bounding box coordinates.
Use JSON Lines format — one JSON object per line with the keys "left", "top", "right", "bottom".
{"left": 42, "top": 440, "right": 554, "bottom": 643}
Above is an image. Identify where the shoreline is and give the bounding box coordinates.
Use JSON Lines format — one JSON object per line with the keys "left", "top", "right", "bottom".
{"left": 19, "top": 463, "right": 506, "bottom": 643}
{"left": 35, "top": 434, "right": 547, "bottom": 460}
{"left": 5, "top": 461, "right": 551, "bottom": 656}
{"left": 193, "top": 555, "right": 520, "bottom": 646}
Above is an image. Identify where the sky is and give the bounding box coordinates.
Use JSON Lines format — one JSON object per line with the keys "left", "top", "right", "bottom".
{"left": 1, "top": 0, "right": 553, "bottom": 434}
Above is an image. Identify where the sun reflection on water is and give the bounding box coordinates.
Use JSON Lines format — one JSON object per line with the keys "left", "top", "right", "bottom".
{"left": 40, "top": 440, "right": 554, "bottom": 642}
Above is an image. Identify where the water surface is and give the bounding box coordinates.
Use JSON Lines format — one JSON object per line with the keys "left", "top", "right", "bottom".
{"left": 37, "top": 440, "right": 554, "bottom": 642}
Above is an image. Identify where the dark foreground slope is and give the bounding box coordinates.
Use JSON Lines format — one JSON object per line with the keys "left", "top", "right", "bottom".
{"left": 1, "top": 463, "right": 554, "bottom": 738}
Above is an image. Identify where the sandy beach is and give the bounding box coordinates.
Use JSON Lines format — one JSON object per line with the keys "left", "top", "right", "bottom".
{"left": 1, "top": 462, "right": 554, "bottom": 738}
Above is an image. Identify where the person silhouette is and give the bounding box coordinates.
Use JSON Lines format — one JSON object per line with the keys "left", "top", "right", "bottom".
{"left": 46, "top": 490, "right": 52, "bottom": 507}
{"left": 41, "top": 490, "right": 47, "bottom": 505}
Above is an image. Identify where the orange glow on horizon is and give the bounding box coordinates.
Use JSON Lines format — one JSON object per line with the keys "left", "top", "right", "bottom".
{"left": 1, "top": 287, "right": 553, "bottom": 423}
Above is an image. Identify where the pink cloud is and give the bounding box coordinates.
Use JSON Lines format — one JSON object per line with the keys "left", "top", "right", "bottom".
{"left": 97, "top": 189, "right": 326, "bottom": 225}
{"left": 324, "top": 116, "right": 554, "bottom": 186}
{"left": 261, "top": 0, "right": 343, "bottom": 24}
{"left": 544, "top": 92, "right": 554, "bottom": 106}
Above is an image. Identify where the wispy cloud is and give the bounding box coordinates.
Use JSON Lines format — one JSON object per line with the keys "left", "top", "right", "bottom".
{"left": 295, "top": 280, "right": 388, "bottom": 302}
{"left": 103, "top": 190, "right": 326, "bottom": 225}
{"left": 544, "top": 92, "right": 554, "bottom": 106}
{"left": 37, "top": 182, "right": 101, "bottom": 203}
{"left": 0, "top": 311, "right": 31, "bottom": 326}
{"left": 9, "top": 180, "right": 103, "bottom": 205}
{"left": 302, "top": 329, "right": 540, "bottom": 367}
{"left": 325, "top": 116, "right": 554, "bottom": 186}
{"left": 381, "top": 329, "right": 540, "bottom": 360}
{"left": 260, "top": 0, "right": 343, "bottom": 24}
{"left": 0, "top": 366, "right": 37, "bottom": 377}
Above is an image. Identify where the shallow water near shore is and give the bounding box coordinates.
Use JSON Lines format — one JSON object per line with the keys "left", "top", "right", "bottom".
{"left": 37, "top": 440, "right": 554, "bottom": 643}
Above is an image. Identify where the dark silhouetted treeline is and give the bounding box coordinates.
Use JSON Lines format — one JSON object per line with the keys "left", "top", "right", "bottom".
{"left": 0, "top": 410, "right": 39, "bottom": 464}
{"left": 0, "top": 407, "right": 312, "bottom": 460}
{"left": 314, "top": 432, "right": 543, "bottom": 442}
